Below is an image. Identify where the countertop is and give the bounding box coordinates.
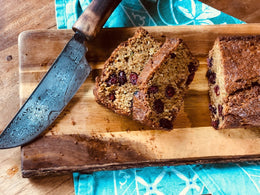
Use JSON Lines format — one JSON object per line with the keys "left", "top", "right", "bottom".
{"left": 0, "top": 0, "right": 259, "bottom": 194}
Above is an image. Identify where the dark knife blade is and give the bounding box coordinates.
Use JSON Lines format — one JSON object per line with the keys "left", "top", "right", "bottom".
{"left": 0, "top": 0, "right": 122, "bottom": 149}
{"left": 0, "top": 32, "right": 89, "bottom": 149}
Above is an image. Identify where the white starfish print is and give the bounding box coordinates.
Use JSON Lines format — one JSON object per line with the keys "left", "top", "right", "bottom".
{"left": 176, "top": 0, "right": 221, "bottom": 25}
{"left": 170, "top": 167, "right": 200, "bottom": 195}
{"left": 136, "top": 170, "right": 166, "bottom": 195}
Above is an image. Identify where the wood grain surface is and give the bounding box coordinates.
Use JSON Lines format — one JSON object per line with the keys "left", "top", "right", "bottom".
{"left": 0, "top": 1, "right": 74, "bottom": 194}
{"left": 19, "top": 25, "right": 260, "bottom": 178}
{"left": 0, "top": 0, "right": 259, "bottom": 194}
{"left": 200, "top": 0, "right": 260, "bottom": 23}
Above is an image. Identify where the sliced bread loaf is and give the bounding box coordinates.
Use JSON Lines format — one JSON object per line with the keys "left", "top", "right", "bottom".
{"left": 93, "top": 28, "right": 162, "bottom": 116}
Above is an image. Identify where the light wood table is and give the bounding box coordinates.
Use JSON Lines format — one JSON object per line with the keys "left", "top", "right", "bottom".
{"left": 0, "top": 0, "right": 259, "bottom": 194}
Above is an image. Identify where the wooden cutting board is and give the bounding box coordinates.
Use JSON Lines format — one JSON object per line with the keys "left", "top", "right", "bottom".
{"left": 19, "top": 24, "right": 260, "bottom": 178}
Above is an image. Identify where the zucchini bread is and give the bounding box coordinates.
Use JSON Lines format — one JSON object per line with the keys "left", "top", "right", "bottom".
{"left": 207, "top": 35, "right": 260, "bottom": 129}
{"left": 94, "top": 28, "right": 199, "bottom": 130}
{"left": 93, "top": 28, "right": 162, "bottom": 116}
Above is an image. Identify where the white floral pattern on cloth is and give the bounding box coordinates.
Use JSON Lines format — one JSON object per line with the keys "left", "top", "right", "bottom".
{"left": 55, "top": 0, "right": 245, "bottom": 29}
{"left": 74, "top": 162, "right": 260, "bottom": 195}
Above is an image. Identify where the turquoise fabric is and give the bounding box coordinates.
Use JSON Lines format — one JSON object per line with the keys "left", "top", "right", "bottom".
{"left": 55, "top": 0, "right": 245, "bottom": 29}
{"left": 73, "top": 162, "right": 260, "bottom": 194}
{"left": 54, "top": 0, "right": 255, "bottom": 194}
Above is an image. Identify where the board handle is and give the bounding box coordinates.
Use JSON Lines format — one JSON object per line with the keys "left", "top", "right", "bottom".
{"left": 72, "top": 0, "right": 122, "bottom": 40}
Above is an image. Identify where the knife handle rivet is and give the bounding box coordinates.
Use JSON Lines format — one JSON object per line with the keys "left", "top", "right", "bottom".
{"left": 6, "top": 55, "right": 12, "bottom": 61}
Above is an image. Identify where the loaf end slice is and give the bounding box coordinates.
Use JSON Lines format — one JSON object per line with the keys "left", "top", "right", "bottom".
{"left": 207, "top": 35, "right": 260, "bottom": 129}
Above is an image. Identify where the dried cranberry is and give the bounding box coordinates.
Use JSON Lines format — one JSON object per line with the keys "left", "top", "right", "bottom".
{"left": 109, "top": 91, "right": 116, "bottom": 101}
{"left": 118, "top": 71, "right": 127, "bottom": 86}
{"left": 106, "top": 73, "right": 117, "bottom": 86}
{"left": 214, "top": 85, "right": 220, "bottom": 96}
{"left": 148, "top": 85, "right": 159, "bottom": 94}
{"left": 165, "top": 85, "right": 175, "bottom": 98}
{"left": 159, "top": 118, "right": 173, "bottom": 129}
{"left": 153, "top": 99, "right": 164, "bottom": 114}
{"left": 212, "top": 119, "right": 219, "bottom": 129}
{"left": 185, "top": 72, "right": 195, "bottom": 85}
{"left": 206, "top": 70, "right": 216, "bottom": 84}
{"left": 188, "top": 62, "right": 197, "bottom": 73}
{"left": 207, "top": 57, "right": 213, "bottom": 68}
{"left": 218, "top": 105, "right": 223, "bottom": 116}
{"left": 209, "top": 104, "right": 217, "bottom": 115}
{"left": 129, "top": 72, "right": 138, "bottom": 85}
{"left": 170, "top": 53, "right": 176, "bottom": 59}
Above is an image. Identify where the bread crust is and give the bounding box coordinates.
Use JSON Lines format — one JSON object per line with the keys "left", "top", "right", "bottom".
{"left": 223, "top": 85, "right": 260, "bottom": 128}
{"left": 137, "top": 38, "right": 181, "bottom": 88}
{"left": 218, "top": 35, "right": 260, "bottom": 94}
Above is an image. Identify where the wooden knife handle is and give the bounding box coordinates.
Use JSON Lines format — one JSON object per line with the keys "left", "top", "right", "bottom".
{"left": 72, "top": 0, "right": 122, "bottom": 40}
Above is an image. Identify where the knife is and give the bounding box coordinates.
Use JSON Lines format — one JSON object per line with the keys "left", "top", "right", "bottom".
{"left": 0, "top": 0, "right": 122, "bottom": 149}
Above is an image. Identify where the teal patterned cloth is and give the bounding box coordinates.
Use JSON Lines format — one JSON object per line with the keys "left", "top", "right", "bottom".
{"left": 74, "top": 162, "right": 260, "bottom": 194}
{"left": 55, "top": 0, "right": 244, "bottom": 29}
{"left": 54, "top": 0, "right": 257, "bottom": 194}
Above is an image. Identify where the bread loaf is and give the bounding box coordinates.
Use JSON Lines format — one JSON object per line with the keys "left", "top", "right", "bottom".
{"left": 207, "top": 35, "right": 260, "bottom": 129}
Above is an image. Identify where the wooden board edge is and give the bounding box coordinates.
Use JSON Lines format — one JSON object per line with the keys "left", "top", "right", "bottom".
{"left": 22, "top": 155, "right": 260, "bottom": 178}
{"left": 21, "top": 134, "right": 260, "bottom": 178}
{"left": 17, "top": 23, "right": 260, "bottom": 35}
